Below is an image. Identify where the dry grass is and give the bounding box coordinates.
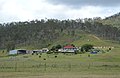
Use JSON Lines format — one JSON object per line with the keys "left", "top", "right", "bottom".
{"left": 0, "top": 72, "right": 120, "bottom": 78}
{"left": 0, "top": 47, "right": 120, "bottom": 78}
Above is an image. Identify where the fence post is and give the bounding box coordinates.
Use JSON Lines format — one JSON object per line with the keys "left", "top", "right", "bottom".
{"left": 23, "top": 62, "right": 25, "bottom": 72}
{"left": 15, "top": 62, "right": 17, "bottom": 72}
{"left": 68, "top": 63, "right": 71, "bottom": 71}
{"left": 88, "top": 62, "right": 90, "bottom": 69}
{"left": 44, "top": 62, "right": 46, "bottom": 71}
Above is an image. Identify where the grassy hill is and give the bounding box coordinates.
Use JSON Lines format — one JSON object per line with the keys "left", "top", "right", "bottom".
{"left": 0, "top": 17, "right": 120, "bottom": 50}
{"left": 7, "top": 32, "right": 119, "bottom": 51}
{"left": 49, "top": 32, "right": 120, "bottom": 49}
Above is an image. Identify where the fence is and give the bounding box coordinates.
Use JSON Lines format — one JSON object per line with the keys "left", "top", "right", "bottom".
{"left": 0, "top": 60, "right": 120, "bottom": 72}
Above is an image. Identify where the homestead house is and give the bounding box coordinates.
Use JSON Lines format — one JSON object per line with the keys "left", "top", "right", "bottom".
{"left": 58, "top": 45, "right": 78, "bottom": 53}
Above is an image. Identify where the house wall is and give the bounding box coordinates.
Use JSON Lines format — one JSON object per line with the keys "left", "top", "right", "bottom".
{"left": 58, "top": 48, "right": 77, "bottom": 53}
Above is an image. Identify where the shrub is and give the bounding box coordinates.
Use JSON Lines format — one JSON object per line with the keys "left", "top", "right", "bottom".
{"left": 32, "top": 53, "right": 34, "bottom": 55}
{"left": 39, "top": 56, "right": 41, "bottom": 58}
{"left": 51, "top": 44, "right": 62, "bottom": 51}
{"left": 36, "top": 53, "right": 38, "bottom": 55}
{"left": 81, "top": 44, "right": 93, "bottom": 52}
{"left": 43, "top": 58, "right": 46, "bottom": 60}
{"left": 47, "top": 51, "right": 53, "bottom": 54}
{"left": 55, "top": 56, "right": 57, "bottom": 58}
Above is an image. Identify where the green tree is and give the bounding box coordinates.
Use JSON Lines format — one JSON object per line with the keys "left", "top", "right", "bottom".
{"left": 55, "top": 44, "right": 62, "bottom": 50}
{"left": 81, "top": 44, "right": 93, "bottom": 52}
{"left": 51, "top": 46, "right": 56, "bottom": 51}
{"left": 51, "top": 44, "right": 62, "bottom": 51}
{"left": 71, "top": 44, "right": 75, "bottom": 47}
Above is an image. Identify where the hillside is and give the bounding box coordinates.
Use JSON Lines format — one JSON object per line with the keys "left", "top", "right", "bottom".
{"left": 50, "top": 33, "right": 119, "bottom": 49}
{"left": 0, "top": 18, "right": 120, "bottom": 78}
{"left": 0, "top": 18, "right": 120, "bottom": 51}
{"left": 102, "top": 12, "right": 120, "bottom": 28}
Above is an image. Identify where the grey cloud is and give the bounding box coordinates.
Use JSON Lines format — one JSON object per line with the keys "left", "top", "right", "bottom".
{"left": 47, "top": 0, "right": 120, "bottom": 7}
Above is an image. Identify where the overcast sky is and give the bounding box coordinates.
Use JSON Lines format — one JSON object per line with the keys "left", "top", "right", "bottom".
{"left": 0, "top": 0, "right": 120, "bottom": 23}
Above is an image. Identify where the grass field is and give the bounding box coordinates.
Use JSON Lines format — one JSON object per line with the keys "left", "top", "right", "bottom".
{"left": 0, "top": 34, "right": 120, "bottom": 78}
{"left": 0, "top": 46, "right": 120, "bottom": 78}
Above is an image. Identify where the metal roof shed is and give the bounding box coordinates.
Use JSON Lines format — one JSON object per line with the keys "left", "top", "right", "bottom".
{"left": 9, "top": 50, "right": 18, "bottom": 55}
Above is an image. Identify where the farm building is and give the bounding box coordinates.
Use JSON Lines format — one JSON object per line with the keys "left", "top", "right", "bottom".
{"left": 32, "top": 48, "right": 49, "bottom": 53}
{"left": 42, "top": 48, "right": 49, "bottom": 52}
{"left": 33, "top": 50, "right": 42, "bottom": 53}
{"left": 58, "top": 45, "right": 78, "bottom": 53}
{"left": 9, "top": 49, "right": 28, "bottom": 55}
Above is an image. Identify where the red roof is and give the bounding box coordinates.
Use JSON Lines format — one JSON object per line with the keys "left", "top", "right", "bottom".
{"left": 64, "top": 45, "right": 75, "bottom": 49}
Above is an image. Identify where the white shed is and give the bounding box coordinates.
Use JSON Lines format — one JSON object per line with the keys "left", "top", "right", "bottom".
{"left": 9, "top": 49, "right": 27, "bottom": 55}
{"left": 9, "top": 50, "right": 18, "bottom": 55}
